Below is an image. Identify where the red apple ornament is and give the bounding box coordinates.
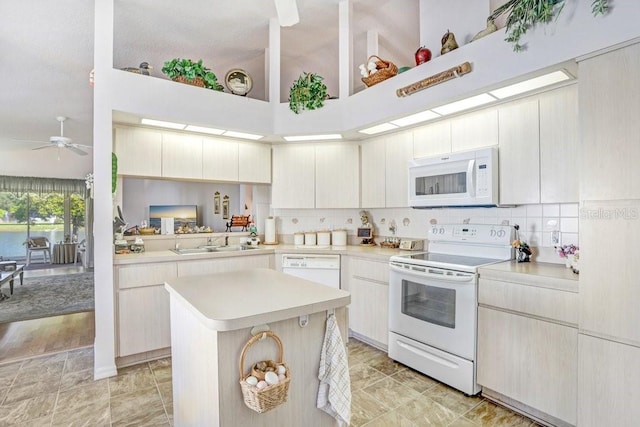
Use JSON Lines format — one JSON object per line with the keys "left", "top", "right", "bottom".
{"left": 414, "top": 46, "right": 432, "bottom": 65}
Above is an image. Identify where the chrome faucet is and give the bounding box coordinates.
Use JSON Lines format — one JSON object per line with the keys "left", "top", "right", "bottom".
{"left": 225, "top": 235, "right": 229, "bottom": 246}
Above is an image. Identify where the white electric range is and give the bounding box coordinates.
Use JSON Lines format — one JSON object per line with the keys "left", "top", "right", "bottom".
{"left": 388, "top": 223, "right": 513, "bottom": 395}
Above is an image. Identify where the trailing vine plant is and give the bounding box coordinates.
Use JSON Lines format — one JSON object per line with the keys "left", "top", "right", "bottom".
{"left": 490, "top": 0, "right": 609, "bottom": 51}
{"left": 288, "top": 72, "right": 328, "bottom": 114}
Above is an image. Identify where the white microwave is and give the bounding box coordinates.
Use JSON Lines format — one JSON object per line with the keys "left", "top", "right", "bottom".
{"left": 408, "top": 147, "right": 499, "bottom": 208}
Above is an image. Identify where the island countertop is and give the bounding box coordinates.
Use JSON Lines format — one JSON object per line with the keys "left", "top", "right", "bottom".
{"left": 164, "top": 268, "right": 351, "bottom": 331}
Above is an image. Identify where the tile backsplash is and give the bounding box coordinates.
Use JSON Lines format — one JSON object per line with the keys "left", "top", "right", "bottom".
{"left": 272, "top": 203, "right": 579, "bottom": 264}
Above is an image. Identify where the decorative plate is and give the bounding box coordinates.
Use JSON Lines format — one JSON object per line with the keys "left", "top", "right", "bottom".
{"left": 225, "top": 69, "right": 252, "bottom": 96}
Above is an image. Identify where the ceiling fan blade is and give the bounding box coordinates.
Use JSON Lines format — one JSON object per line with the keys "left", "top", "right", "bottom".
{"left": 32, "top": 144, "right": 54, "bottom": 151}
{"left": 67, "top": 145, "right": 88, "bottom": 156}
{"left": 70, "top": 143, "right": 92, "bottom": 149}
{"left": 274, "top": 0, "right": 299, "bottom": 26}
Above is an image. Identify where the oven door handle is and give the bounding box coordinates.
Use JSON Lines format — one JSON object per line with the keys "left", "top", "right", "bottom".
{"left": 390, "top": 263, "right": 475, "bottom": 283}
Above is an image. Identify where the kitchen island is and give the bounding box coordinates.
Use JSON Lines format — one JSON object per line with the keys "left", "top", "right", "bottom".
{"left": 165, "top": 268, "right": 350, "bottom": 427}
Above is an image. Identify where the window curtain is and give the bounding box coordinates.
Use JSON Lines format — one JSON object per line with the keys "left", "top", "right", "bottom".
{"left": 0, "top": 175, "right": 88, "bottom": 198}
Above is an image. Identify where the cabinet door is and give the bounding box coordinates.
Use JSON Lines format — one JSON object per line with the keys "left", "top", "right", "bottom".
{"left": 316, "top": 144, "right": 360, "bottom": 208}
{"left": 477, "top": 307, "right": 577, "bottom": 425}
{"left": 499, "top": 99, "right": 540, "bottom": 205}
{"left": 202, "top": 136, "right": 238, "bottom": 181}
{"left": 177, "top": 255, "right": 272, "bottom": 277}
{"left": 114, "top": 127, "right": 162, "bottom": 177}
{"left": 118, "top": 285, "right": 171, "bottom": 357}
{"left": 239, "top": 142, "right": 271, "bottom": 184}
{"left": 451, "top": 109, "right": 498, "bottom": 152}
{"left": 539, "top": 85, "right": 579, "bottom": 203}
{"left": 360, "top": 137, "right": 386, "bottom": 208}
{"left": 348, "top": 277, "right": 388, "bottom": 347}
{"left": 385, "top": 131, "right": 413, "bottom": 208}
{"left": 271, "top": 144, "right": 315, "bottom": 208}
{"left": 413, "top": 120, "right": 452, "bottom": 158}
{"left": 162, "top": 132, "right": 203, "bottom": 179}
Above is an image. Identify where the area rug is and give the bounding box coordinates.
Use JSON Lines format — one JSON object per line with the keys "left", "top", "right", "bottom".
{"left": 0, "top": 272, "right": 94, "bottom": 323}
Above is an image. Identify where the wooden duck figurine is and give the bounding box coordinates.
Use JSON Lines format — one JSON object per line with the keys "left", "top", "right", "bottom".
{"left": 440, "top": 30, "right": 459, "bottom": 55}
{"left": 121, "top": 62, "right": 153, "bottom": 75}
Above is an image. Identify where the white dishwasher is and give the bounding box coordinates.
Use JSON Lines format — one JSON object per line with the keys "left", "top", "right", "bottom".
{"left": 281, "top": 254, "right": 340, "bottom": 289}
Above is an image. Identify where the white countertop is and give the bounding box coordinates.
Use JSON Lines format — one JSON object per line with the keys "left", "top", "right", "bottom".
{"left": 114, "top": 243, "right": 404, "bottom": 265}
{"left": 164, "top": 268, "right": 351, "bottom": 331}
{"left": 479, "top": 260, "right": 578, "bottom": 292}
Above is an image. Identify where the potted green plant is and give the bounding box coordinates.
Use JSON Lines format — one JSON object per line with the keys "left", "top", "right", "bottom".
{"left": 161, "top": 58, "right": 224, "bottom": 91}
{"left": 288, "top": 72, "right": 328, "bottom": 114}
{"left": 490, "top": 0, "right": 609, "bottom": 51}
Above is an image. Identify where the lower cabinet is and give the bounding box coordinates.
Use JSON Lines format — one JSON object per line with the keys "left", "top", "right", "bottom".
{"left": 477, "top": 275, "right": 578, "bottom": 426}
{"left": 344, "top": 257, "right": 389, "bottom": 349}
{"left": 115, "top": 254, "right": 273, "bottom": 359}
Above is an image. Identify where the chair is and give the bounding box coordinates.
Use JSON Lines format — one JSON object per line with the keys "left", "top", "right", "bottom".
{"left": 75, "top": 239, "right": 87, "bottom": 267}
{"left": 25, "top": 237, "right": 52, "bottom": 266}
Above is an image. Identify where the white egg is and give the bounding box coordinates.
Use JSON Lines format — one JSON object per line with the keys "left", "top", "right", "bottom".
{"left": 245, "top": 376, "right": 258, "bottom": 386}
{"left": 264, "top": 371, "right": 279, "bottom": 385}
{"left": 278, "top": 374, "right": 286, "bottom": 381}
{"left": 276, "top": 365, "right": 286, "bottom": 375}
{"left": 256, "top": 381, "right": 268, "bottom": 389}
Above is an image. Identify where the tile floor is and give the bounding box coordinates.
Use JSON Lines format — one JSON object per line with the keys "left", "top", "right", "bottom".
{"left": 0, "top": 339, "right": 537, "bottom": 426}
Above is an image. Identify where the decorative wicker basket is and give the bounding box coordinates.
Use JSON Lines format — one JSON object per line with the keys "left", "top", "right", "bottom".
{"left": 174, "top": 75, "right": 205, "bottom": 88}
{"left": 239, "top": 331, "right": 291, "bottom": 413}
{"left": 138, "top": 228, "right": 156, "bottom": 235}
{"left": 361, "top": 55, "right": 398, "bottom": 87}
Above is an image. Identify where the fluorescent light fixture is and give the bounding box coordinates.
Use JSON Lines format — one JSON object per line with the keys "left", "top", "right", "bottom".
{"left": 432, "top": 93, "right": 497, "bottom": 116}
{"left": 390, "top": 110, "right": 441, "bottom": 127}
{"left": 140, "top": 118, "right": 186, "bottom": 130}
{"left": 489, "top": 70, "right": 570, "bottom": 99}
{"left": 283, "top": 134, "right": 342, "bottom": 142}
{"left": 358, "top": 123, "right": 399, "bottom": 135}
{"left": 223, "top": 130, "right": 264, "bottom": 140}
{"left": 184, "top": 125, "right": 225, "bottom": 135}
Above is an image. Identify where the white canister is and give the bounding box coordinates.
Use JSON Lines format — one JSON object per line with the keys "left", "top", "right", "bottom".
{"left": 304, "top": 232, "right": 317, "bottom": 246}
{"left": 317, "top": 230, "right": 331, "bottom": 246}
{"left": 294, "top": 232, "right": 304, "bottom": 246}
{"left": 332, "top": 229, "right": 347, "bottom": 246}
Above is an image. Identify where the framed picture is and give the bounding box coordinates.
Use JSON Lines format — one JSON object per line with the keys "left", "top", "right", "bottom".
{"left": 214, "top": 192, "right": 220, "bottom": 214}
{"left": 222, "top": 195, "right": 230, "bottom": 220}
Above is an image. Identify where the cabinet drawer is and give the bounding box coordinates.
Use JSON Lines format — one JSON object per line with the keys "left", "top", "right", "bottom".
{"left": 117, "top": 263, "right": 178, "bottom": 289}
{"left": 349, "top": 257, "right": 389, "bottom": 284}
{"left": 479, "top": 278, "right": 577, "bottom": 326}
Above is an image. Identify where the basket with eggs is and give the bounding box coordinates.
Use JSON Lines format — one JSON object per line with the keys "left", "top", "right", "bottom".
{"left": 239, "top": 331, "right": 291, "bottom": 413}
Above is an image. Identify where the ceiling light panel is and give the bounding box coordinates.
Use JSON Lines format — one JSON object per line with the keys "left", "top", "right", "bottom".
{"left": 358, "top": 123, "right": 399, "bottom": 135}
{"left": 489, "top": 70, "right": 570, "bottom": 99}
{"left": 140, "top": 118, "right": 186, "bottom": 130}
{"left": 223, "top": 130, "right": 264, "bottom": 140}
{"left": 390, "top": 110, "right": 440, "bottom": 127}
{"left": 283, "top": 134, "right": 342, "bottom": 142}
{"left": 432, "top": 94, "right": 497, "bottom": 116}
{"left": 184, "top": 125, "right": 225, "bottom": 135}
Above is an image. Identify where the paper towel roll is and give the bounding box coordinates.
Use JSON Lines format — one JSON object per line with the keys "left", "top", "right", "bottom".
{"left": 264, "top": 216, "right": 277, "bottom": 243}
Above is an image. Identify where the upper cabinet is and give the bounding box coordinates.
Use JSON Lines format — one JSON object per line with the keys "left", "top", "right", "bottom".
{"left": 451, "top": 109, "right": 498, "bottom": 152}
{"left": 202, "top": 136, "right": 239, "bottom": 182}
{"left": 238, "top": 142, "right": 271, "bottom": 184}
{"left": 114, "top": 126, "right": 271, "bottom": 184}
{"left": 316, "top": 144, "right": 360, "bottom": 208}
{"left": 271, "top": 144, "right": 316, "bottom": 208}
{"left": 360, "top": 131, "right": 412, "bottom": 209}
{"left": 114, "top": 127, "right": 162, "bottom": 177}
{"left": 161, "top": 132, "right": 203, "bottom": 180}
{"left": 413, "top": 120, "right": 451, "bottom": 159}
{"left": 271, "top": 143, "right": 360, "bottom": 209}
{"left": 539, "top": 85, "right": 579, "bottom": 203}
{"left": 499, "top": 98, "right": 541, "bottom": 205}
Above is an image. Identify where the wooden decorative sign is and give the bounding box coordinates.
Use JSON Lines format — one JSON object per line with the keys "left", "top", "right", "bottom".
{"left": 396, "top": 62, "right": 472, "bottom": 98}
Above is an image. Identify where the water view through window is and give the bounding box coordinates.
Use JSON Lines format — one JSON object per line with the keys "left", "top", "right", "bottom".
{"left": 0, "top": 192, "right": 85, "bottom": 260}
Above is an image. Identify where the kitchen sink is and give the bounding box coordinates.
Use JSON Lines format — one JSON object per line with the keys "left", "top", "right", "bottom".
{"left": 170, "top": 245, "right": 258, "bottom": 255}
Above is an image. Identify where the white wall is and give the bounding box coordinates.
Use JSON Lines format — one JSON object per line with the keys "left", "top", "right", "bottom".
{"left": 1, "top": 148, "right": 92, "bottom": 179}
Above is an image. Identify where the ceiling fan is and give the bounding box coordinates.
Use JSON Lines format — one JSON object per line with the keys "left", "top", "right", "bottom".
{"left": 31, "top": 116, "right": 91, "bottom": 156}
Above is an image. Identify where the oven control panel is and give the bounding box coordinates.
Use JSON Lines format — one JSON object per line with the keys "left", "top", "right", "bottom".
{"left": 428, "top": 224, "right": 513, "bottom": 245}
